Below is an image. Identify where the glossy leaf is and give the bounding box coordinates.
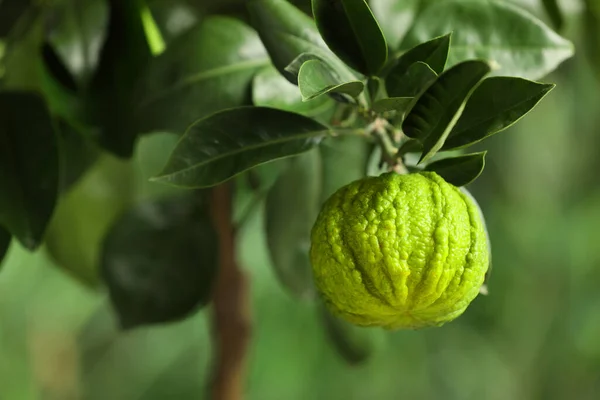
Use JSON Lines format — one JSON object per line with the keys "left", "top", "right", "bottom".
{"left": 372, "top": 97, "right": 412, "bottom": 113}
{"left": 312, "top": 0, "right": 387, "bottom": 75}
{"left": 247, "top": 0, "right": 356, "bottom": 84}
{"left": 45, "top": 156, "right": 136, "bottom": 287}
{"left": 265, "top": 150, "right": 321, "bottom": 300}
{"left": 391, "top": 33, "right": 451, "bottom": 76}
{"left": 252, "top": 65, "right": 333, "bottom": 116}
{"left": 425, "top": 152, "right": 486, "bottom": 187}
{"left": 102, "top": 195, "right": 217, "bottom": 329}
{"left": 542, "top": 0, "right": 563, "bottom": 31}
{"left": 86, "top": 0, "right": 151, "bottom": 157}
{"left": 401, "top": 0, "right": 573, "bottom": 80}
{"left": 320, "top": 305, "right": 374, "bottom": 365}
{"left": 386, "top": 61, "right": 437, "bottom": 98}
{"left": 47, "top": 0, "right": 109, "bottom": 84}
{"left": 370, "top": 0, "right": 420, "bottom": 50}
{"left": 298, "top": 59, "right": 364, "bottom": 101}
{"left": 0, "top": 91, "right": 59, "bottom": 250}
{"left": 153, "top": 107, "right": 331, "bottom": 188}
{"left": 444, "top": 77, "right": 555, "bottom": 150}
{"left": 0, "top": 227, "right": 10, "bottom": 266}
{"left": 136, "top": 17, "right": 269, "bottom": 135}
{"left": 402, "top": 60, "right": 491, "bottom": 164}
{"left": 284, "top": 52, "right": 322, "bottom": 79}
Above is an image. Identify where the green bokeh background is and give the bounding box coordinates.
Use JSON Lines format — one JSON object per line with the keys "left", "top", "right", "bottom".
{"left": 1, "top": 1, "right": 600, "bottom": 399}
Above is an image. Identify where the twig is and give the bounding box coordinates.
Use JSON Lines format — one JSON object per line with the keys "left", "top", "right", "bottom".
{"left": 209, "top": 183, "right": 251, "bottom": 400}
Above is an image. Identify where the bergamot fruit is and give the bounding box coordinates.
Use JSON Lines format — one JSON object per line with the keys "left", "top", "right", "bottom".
{"left": 310, "top": 171, "right": 489, "bottom": 330}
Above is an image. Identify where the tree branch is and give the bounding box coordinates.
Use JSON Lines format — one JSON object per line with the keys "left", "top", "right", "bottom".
{"left": 209, "top": 183, "right": 252, "bottom": 400}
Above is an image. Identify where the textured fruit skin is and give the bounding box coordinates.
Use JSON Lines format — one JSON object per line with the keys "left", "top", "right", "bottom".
{"left": 310, "top": 171, "right": 489, "bottom": 330}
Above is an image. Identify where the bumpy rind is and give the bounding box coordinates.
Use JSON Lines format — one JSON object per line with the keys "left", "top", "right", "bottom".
{"left": 310, "top": 171, "right": 489, "bottom": 329}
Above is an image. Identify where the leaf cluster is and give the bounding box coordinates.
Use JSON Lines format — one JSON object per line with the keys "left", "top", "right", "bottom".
{"left": 0, "top": 0, "right": 573, "bottom": 362}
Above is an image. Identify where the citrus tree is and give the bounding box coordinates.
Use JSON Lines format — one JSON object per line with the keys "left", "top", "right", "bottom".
{"left": 0, "top": 0, "right": 574, "bottom": 398}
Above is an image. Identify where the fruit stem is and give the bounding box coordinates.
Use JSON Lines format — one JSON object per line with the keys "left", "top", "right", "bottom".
{"left": 209, "top": 183, "right": 252, "bottom": 400}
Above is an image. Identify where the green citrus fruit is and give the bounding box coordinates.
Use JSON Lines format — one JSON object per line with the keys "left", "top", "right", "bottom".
{"left": 310, "top": 171, "right": 489, "bottom": 330}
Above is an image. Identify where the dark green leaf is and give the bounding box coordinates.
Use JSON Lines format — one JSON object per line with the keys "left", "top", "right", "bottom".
{"left": 312, "top": 0, "right": 387, "bottom": 75}
{"left": 402, "top": 60, "right": 491, "bottom": 164}
{"left": 102, "top": 195, "right": 217, "bottom": 329}
{"left": 86, "top": 0, "right": 151, "bottom": 157}
{"left": 152, "top": 107, "right": 331, "bottom": 188}
{"left": 46, "top": 0, "right": 109, "bottom": 84}
{"left": 0, "top": 227, "right": 11, "bottom": 266}
{"left": 460, "top": 187, "right": 492, "bottom": 292}
{"left": 390, "top": 33, "right": 450, "bottom": 76}
{"left": 247, "top": 0, "right": 356, "bottom": 84}
{"left": 367, "top": 76, "right": 386, "bottom": 103}
{"left": 444, "top": 77, "right": 555, "bottom": 150}
{"left": 265, "top": 150, "right": 321, "bottom": 300}
{"left": 370, "top": 0, "right": 420, "bottom": 50}
{"left": 425, "top": 152, "right": 486, "bottom": 187}
{"left": 0, "top": 91, "right": 59, "bottom": 250}
{"left": 45, "top": 155, "right": 136, "bottom": 287}
{"left": 56, "top": 119, "right": 100, "bottom": 192}
{"left": 320, "top": 305, "right": 374, "bottom": 365}
{"left": 136, "top": 17, "right": 269, "bottom": 135}
{"left": 397, "top": 138, "right": 423, "bottom": 155}
{"left": 372, "top": 97, "right": 412, "bottom": 113}
{"left": 401, "top": 0, "right": 573, "bottom": 80}
{"left": 252, "top": 65, "right": 333, "bottom": 116}
{"left": 298, "top": 59, "right": 364, "bottom": 101}
{"left": 284, "top": 52, "right": 322, "bottom": 79}
{"left": 0, "top": 0, "right": 32, "bottom": 37}
{"left": 41, "top": 42, "right": 78, "bottom": 92}
{"left": 542, "top": 0, "right": 563, "bottom": 31}
{"left": 386, "top": 61, "right": 437, "bottom": 98}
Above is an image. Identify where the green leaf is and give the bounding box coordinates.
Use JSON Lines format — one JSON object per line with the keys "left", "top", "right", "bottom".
{"left": 153, "top": 107, "right": 331, "bottom": 188}
{"left": 320, "top": 305, "right": 375, "bottom": 365}
{"left": 401, "top": 0, "right": 573, "bottom": 80}
{"left": 265, "top": 150, "right": 321, "bottom": 300}
{"left": 136, "top": 17, "right": 269, "bottom": 135}
{"left": 252, "top": 65, "right": 333, "bottom": 116}
{"left": 47, "top": 0, "right": 109, "bottom": 84}
{"left": 312, "top": 0, "right": 387, "bottom": 75}
{"left": 86, "top": 0, "right": 151, "bottom": 157}
{"left": 298, "top": 59, "right": 364, "bottom": 101}
{"left": 0, "top": 227, "right": 10, "bottom": 266}
{"left": 45, "top": 155, "right": 136, "bottom": 287}
{"left": 542, "top": 0, "right": 563, "bottom": 31}
{"left": 283, "top": 52, "right": 322, "bottom": 79}
{"left": 402, "top": 60, "right": 491, "bottom": 164}
{"left": 101, "top": 195, "right": 217, "bottom": 329}
{"left": 0, "top": 0, "right": 32, "bottom": 37}
{"left": 370, "top": 0, "right": 420, "bottom": 50}
{"left": 386, "top": 61, "right": 437, "bottom": 98}
{"left": 425, "top": 152, "right": 486, "bottom": 187}
{"left": 372, "top": 97, "right": 412, "bottom": 113}
{"left": 247, "top": 0, "right": 356, "bottom": 84}
{"left": 56, "top": 119, "right": 100, "bottom": 193}
{"left": 0, "top": 91, "right": 59, "bottom": 250}
{"left": 443, "top": 77, "right": 555, "bottom": 150}
{"left": 390, "top": 33, "right": 451, "bottom": 76}
{"left": 584, "top": 0, "right": 600, "bottom": 80}
{"left": 147, "top": 0, "right": 200, "bottom": 44}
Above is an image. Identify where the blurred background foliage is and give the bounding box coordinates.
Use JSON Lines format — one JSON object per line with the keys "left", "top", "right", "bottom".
{"left": 0, "top": 0, "right": 599, "bottom": 399}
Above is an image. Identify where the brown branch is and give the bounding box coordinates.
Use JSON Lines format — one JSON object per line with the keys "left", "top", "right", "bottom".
{"left": 209, "top": 184, "right": 252, "bottom": 400}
